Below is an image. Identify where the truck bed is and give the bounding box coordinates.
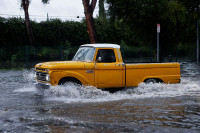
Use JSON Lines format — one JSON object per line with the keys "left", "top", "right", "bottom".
{"left": 125, "top": 62, "right": 181, "bottom": 87}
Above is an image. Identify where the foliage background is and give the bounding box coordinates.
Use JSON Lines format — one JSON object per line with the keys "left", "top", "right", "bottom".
{"left": 0, "top": 0, "right": 199, "bottom": 68}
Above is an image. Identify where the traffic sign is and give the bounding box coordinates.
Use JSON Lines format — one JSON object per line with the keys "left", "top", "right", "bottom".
{"left": 157, "top": 24, "right": 160, "bottom": 33}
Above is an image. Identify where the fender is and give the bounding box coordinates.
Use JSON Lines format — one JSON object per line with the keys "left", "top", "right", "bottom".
{"left": 142, "top": 76, "right": 164, "bottom": 83}
{"left": 51, "top": 70, "right": 91, "bottom": 86}
{"left": 143, "top": 75, "right": 180, "bottom": 84}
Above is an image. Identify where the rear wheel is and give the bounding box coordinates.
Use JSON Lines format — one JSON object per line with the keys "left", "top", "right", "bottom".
{"left": 145, "top": 78, "right": 158, "bottom": 84}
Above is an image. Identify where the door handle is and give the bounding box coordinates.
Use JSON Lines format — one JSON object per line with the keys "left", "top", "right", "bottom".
{"left": 86, "top": 70, "right": 94, "bottom": 73}
{"left": 115, "top": 64, "right": 122, "bottom": 66}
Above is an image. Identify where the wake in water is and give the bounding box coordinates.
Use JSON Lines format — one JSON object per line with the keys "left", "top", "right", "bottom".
{"left": 43, "top": 78, "right": 200, "bottom": 103}
{"left": 15, "top": 68, "right": 200, "bottom": 103}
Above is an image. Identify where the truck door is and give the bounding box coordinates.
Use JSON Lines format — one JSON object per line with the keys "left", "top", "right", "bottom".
{"left": 95, "top": 48, "right": 123, "bottom": 88}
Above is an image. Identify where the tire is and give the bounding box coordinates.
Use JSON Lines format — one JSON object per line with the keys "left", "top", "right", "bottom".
{"left": 145, "top": 78, "right": 158, "bottom": 84}
{"left": 59, "top": 78, "right": 81, "bottom": 86}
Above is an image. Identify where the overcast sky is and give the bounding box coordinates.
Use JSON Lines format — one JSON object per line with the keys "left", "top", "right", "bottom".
{"left": 0, "top": 0, "right": 99, "bottom": 21}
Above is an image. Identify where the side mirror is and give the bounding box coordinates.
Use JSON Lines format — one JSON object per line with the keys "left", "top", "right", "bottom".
{"left": 97, "top": 57, "right": 102, "bottom": 62}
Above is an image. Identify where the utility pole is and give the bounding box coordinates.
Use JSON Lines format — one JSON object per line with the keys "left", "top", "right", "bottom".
{"left": 196, "top": 3, "right": 200, "bottom": 63}
{"left": 47, "top": 13, "right": 49, "bottom": 21}
{"left": 157, "top": 24, "right": 160, "bottom": 62}
{"left": 197, "top": 19, "right": 199, "bottom": 63}
{"left": 197, "top": 4, "right": 200, "bottom": 63}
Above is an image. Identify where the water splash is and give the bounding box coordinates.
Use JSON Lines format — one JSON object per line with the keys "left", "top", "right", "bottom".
{"left": 22, "top": 69, "right": 35, "bottom": 83}
{"left": 44, "top": 84, "right": 111, "bottom": 103}
{"left": 14, "top": 86, "right": 37, "bottom": 93}
{"left": 44, "top": 78, "right": 200, "bottom": 103}
{"left": 14, "top": 69, "right": 37, "bottom": 93}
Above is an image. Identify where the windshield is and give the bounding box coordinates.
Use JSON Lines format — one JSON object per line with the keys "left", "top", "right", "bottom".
{"left": 73, "top": 47, "right": 95, "bottom": 62}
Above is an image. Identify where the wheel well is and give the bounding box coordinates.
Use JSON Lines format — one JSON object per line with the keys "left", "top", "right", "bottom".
{"left": 144, "top": 78, "right": 164, "bottom": 83}
{"left": 58, "top": 77, "right": 82, "bottom": 85}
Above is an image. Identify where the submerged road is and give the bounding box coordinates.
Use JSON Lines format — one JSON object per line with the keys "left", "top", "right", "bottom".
{"left": 0, "top": 63, "right": 200, "bottom": 133}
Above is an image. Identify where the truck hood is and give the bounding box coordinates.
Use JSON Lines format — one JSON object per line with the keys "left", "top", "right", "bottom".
{"left": 35, "top": 61, "right": 86, "bottom": 70}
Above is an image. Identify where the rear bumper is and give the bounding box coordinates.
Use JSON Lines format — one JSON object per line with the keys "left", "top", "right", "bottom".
{"left": 178, "top": 78, "right": 181, "bottom": 83}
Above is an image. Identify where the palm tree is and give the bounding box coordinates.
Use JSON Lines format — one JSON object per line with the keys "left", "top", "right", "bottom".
{"left": 82, "top": 0, "right": 97, "bottom": 43}
{"left": 42, "top": 0, "right": 97, "bottom": 44}
{"left": 41, "top": 0, "right": 50, "bottom": 4}
{"left": 21, "top": 0, "right": 50, "bottom": 46}
{"left": 21, "top": 0, "right": 34, "bottom": 45}
{"left": 40, "top": 0, "right": 98, "bottom": 44}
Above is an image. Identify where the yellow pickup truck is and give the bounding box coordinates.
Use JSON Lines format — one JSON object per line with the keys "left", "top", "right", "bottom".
{"left": 34, "top": 44, "right": 180, "bottom": 88}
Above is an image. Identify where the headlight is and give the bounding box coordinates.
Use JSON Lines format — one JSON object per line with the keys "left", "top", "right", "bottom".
{"left": 34, "top": 72, "right": 37, "bottom": 79}
{"left": 45, "top": 74, "right": 50, "bottom": 82}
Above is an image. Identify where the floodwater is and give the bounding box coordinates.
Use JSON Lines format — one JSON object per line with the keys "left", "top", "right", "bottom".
{"left": 0, "top": 63, "right": 200, "bottom": 133}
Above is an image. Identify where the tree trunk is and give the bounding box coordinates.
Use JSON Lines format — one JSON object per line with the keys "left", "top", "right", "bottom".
{"left": 82, "top": 0, "right": 97, "bottom": 44}
{"left": 22, "top": 0, "right": 34, "bottom": 45}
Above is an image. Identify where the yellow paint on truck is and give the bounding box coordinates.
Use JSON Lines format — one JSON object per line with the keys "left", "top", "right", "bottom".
{"left": 34, "top": 44, "right": 180, "bottom": 88}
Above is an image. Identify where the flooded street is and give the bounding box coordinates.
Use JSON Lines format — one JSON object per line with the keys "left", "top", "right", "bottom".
{"left": 0, "top": 63, "right": 200, "bottom": 133}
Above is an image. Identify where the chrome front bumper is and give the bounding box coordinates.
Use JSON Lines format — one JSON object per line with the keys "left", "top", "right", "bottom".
{"left": 34, "top": 81, "right": 50, "bottom": 89}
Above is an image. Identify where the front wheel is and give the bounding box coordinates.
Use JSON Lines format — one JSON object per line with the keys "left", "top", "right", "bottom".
{"left": 58, "top": 78, "right": 82, "bottom": 86}
{"left": 145, "top": 78, "right": 158, "bottom": 84}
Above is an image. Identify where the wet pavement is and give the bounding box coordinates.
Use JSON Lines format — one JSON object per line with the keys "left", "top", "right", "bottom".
{"left": 0, "top": 63, "right": 200, "bottom": 133}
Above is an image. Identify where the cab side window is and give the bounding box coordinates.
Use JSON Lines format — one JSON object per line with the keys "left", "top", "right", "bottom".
{"left": 96, "top": 49, "right": 116, "bottom": 63}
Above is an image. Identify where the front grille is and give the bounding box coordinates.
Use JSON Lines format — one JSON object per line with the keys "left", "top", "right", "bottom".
{"left": 36, "top": 71, "right": 47, "bottom": 82}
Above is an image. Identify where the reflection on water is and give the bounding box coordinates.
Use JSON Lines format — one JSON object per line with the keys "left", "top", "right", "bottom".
{"left": 0, "top": 63, "right": 200, "bottom": 133}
